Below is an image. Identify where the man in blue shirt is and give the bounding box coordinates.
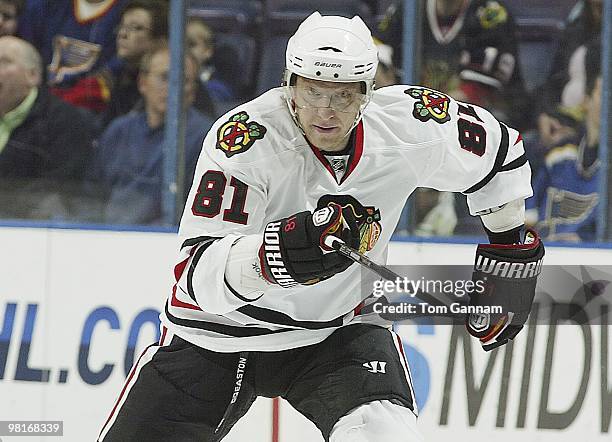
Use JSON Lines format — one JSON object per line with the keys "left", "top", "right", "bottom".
{"left": 526, "top": 41, "right": 601, "bottom": 241}
{"left": 93, "top": 41, "right": 213, "bottom": 225}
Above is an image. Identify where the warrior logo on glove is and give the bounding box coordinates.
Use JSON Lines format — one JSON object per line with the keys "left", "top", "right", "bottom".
{"left": 468, "top": 312, "right": 490, "bottom": 333}
{"left": 312, "top": 207, "right": 335, "bottom": 227}
{"left": 466, "top": 229, "right": 545, "bottom": 351}
{"left": 260, "top": 203, "right": 361, "bottom": 287}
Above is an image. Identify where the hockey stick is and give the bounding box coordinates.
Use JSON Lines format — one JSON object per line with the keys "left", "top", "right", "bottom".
{"left": 323, "top": 236, "right": 463, "bottom": 311}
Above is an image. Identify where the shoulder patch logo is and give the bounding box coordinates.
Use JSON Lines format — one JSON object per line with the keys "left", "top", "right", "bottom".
{"left": 404, "top": 87, "right": 451, "bottom": 124}
{"left": 216, "top": 111, "right": 267, "bottom": 158}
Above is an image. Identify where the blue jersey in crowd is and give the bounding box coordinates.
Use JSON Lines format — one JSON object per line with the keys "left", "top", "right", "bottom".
{"left": 526, "top": 135, "right": 600, "bottom": 241}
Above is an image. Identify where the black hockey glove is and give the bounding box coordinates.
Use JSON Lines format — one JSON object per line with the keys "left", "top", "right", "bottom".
{"left": 259, "top": 203, "right": 360, "bottom": 287}
{"left": 466, "top": 229, "right": 545, "bottom": 351}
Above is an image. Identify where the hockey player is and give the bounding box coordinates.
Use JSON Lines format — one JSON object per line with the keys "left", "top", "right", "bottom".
{"left": 99, "top": 12, "right": 544, "bottom": 442}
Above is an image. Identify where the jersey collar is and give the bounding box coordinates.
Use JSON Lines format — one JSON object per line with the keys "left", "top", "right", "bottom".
{"left": 308, "top": 120, "right": 364, "bottom": 185}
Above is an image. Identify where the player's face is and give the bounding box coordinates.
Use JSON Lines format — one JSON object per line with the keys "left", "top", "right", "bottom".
{"left": 116, "top": 8, "right": 154, "bottom": 63}
{"left": 0, "top": 1, "right": 18, "bottom": 37}
{"left": 186, "top": 22, "right": 213, "bottom": 66}
{"left": 293, "top": 77, "right": 363, "bottom": 152}
{"left": 0, "top": 38, "right": 38, "bottom": 117}
{"left": 589, "top": 0, "right": 603, "bottom": 25}
{"left": 138, "top": 51, "right": 197, "bottom": 124}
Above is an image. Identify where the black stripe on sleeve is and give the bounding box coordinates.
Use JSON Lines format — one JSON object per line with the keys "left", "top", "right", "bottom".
{"left": 182, "top": 235, "right": 218, "bottom": 249}
{"left": 165, "top": 303, "right": 291, "bottom": 337}
{"left": 500, "top": 153, "right": 527, "bottom": 172}
{"left": 236, "top": 304, "right": 345, "bottom": 330}
{"left": 186, "top": 238, "right": 219, "bottom": 303}
{"left": 224, "top": 277, "right": 264, "bottom": 303}
{"left": 463, "top": 122, "right": 510, "bottom": 194}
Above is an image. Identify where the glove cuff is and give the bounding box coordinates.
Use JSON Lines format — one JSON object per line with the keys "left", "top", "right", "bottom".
{"left": 475, "top": 229, "right": 544, "bottom": 271}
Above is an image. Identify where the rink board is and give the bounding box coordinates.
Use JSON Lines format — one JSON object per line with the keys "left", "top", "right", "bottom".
{"left": 0, "top": 227, "right": 610, "bottom": 441}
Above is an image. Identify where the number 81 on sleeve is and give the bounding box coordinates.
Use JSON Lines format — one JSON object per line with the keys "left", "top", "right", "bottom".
{"left": 191, "top": 170, "right": 249, "bottom": 225}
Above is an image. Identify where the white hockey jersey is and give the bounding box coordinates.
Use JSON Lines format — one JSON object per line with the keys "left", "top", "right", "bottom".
{"left": 160, "top": 85, "right": 532, "bottom": 352}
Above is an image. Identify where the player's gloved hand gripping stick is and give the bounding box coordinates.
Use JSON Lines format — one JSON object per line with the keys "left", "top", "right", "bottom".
{"left": 259, "top": 203, "right": 360, "bottom": 287}
{"left": 327, "top": 228, "right": 545, "bottom": 353}
{"left": 260, "top": 202, "right": 461, "bottom": 308}
{"left": 260, "top": 202, "right": 456, "bottom": 310}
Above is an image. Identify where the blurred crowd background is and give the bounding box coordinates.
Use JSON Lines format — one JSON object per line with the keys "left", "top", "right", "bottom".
{"left": 0, "top": 0, "right": 608, "bottom": 243}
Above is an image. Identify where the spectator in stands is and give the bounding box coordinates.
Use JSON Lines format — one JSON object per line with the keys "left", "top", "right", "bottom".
{"left": 186, "top": 17, "right": 237, "bottom": 103}
{"left": 377, "top": 0, "right": 527, "bottom": 127}
{"left": 100, "top": 0, "right": 168, "bottom": 126}
{"left": 378, "top": 0, "right": 528, "bottom": 237}
{"left": 91, "top": 42, "right": 213, "bottom": 225}
{"left": 183, "top": 17, "right": 218, "bottom": 118}
{"left": 536, "top": 0, "right": 603, "bottom": 161}
{"left": 541, "top": 0, "right": 602, "bottom": 109}
{"left": 0, "top": 36, "right": 97, "bottom": 220}
{"left": 526, "top": 41, "right": 602, "bottom": 242}
{"left": 0, "top": 0, "right": 22, "bottom": 37}
{"left": 18, "top": 0, "right": 129, "bottom": 112}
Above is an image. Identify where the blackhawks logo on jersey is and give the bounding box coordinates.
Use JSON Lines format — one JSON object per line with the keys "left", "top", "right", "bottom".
{"left": 318, "top": 195, "right": 382, "bottom": 253}
{"left": 216, "top": 111, "right": 267, "bottom": 158}
{"left": 477, "top": 1, "right": 508, "bottom": 29}
{"left": 404, "top": 87, "right": 451, "bottom": 124}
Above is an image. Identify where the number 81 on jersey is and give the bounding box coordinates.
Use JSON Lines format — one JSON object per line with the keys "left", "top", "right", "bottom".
{"left": 191, "top": 170, "right": 250, "bottom": 225}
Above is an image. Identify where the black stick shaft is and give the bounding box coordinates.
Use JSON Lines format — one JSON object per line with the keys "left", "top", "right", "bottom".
{"left": 329, "top": 238, "right": 461, "bottom": 309}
